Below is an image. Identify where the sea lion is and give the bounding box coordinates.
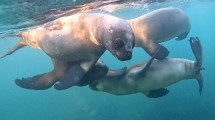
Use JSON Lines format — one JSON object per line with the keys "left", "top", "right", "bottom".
{"left": 53, "top": 7, "right": 192, "bottom": 90}
{"left": 128, "top": 7, "right": 191, "bottom": 60}
{"left": 0, "top": 13, "right": 135, "bottom": 90}
{"left": 89, "top": 37, "right": 204, "bottom": 97}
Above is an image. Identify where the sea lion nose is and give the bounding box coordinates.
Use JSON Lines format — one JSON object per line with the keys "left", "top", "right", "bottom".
{"left": 126, "top": 51, "right": 132, "bottom": 59}
{"left": 119, "top": 51, "right": 132, "bottom": 61}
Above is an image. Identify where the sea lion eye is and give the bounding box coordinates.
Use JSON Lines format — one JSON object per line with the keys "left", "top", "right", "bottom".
{"left": 115, "top": 38, "right": 125, "bottom": 48}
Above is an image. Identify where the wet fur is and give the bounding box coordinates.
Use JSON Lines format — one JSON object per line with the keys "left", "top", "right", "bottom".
{"left": 128, "top": 7, "right": 191, "bottom": 59}
{"left": 89, "top": 38, "right": 203, "bottom": 97}
{"left": 1, "top": 13, "right": 135, "bottom": 90}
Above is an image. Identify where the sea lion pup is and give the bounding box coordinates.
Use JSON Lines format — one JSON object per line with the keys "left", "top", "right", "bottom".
{"left": 0, "top": 13, "right": 135, "bottom": 90}
{"left": 128, "top": 7, "right": 191, "bottom": 60}
{"left": 89, "top": 37, "right": 204, "bottom": 98}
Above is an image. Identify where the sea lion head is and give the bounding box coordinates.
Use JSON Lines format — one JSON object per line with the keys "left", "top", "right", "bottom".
{"left": 97, "top": 18, "right": 135, "bottom": 61}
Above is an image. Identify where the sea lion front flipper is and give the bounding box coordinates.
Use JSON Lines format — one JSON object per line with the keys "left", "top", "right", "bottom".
{"left": 15, "top": 71, "right": 57, "bottom": 90}
{"left": 79, "top": 59, "right": 109, "bottom": 86}
{"left": 154, "top": 44, "right": 169, "bottom": 60}
{"left": 145, "top": 88, "right": 169, "bottom": 98}
{"left": 54, "top": 60, "right": 97, "bottom": 90}
{"left": 54, "top": 62, "right": 85, "bottom": 90}
{"left": 141, "top": 39, "right": 169, "bottom": 60}
{"left": 15, "top": 59, "right": 69, "bottom": 90}
{"left": 131, "top": 45, "right": 161, "bottom": 78}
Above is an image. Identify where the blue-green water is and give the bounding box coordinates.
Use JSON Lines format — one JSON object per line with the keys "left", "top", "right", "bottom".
{"left": 0, "top": 1, "right": 215, "bottom": 120}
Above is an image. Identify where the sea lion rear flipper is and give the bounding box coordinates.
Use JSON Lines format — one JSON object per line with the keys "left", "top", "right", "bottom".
{"left": 195, "top": 72, "right": 203, "bottom": 95}
{"left": 145, "top": 88, "right": 169, "bottom": 98}
{"left": 190, "top": 37, "right": 204, "bottom": 95}
{"left": 0, "top": 40, "right": 25, "bottom": 59}
{"left": 190, "top": 37, "right": 202, "bottom": 67}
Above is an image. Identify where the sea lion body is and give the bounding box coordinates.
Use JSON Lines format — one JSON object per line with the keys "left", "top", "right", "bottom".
{"left": 1, "top": 13, "right": 135, "bottom": 90}
{"left": 90, "top": 38, "right": 203, "bottom": 97}
{"left": 15, "top": 13, "right": 134, "bottom": 62}
{"left": 90, "top": 58, "right": 198, "bottom": 96}
{"left": 128, "top": 7, "right": 191, "bottom": 59}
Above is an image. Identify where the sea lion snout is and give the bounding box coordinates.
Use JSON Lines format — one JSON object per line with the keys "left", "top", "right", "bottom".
{"left": 116, "top": 51, "right": 132, "bottom": 61}
{"left": 107, "top": 35, "right": 134, "bottom": 61}
{"left": 97, "top": 16, "right": 135, "bottom": 61}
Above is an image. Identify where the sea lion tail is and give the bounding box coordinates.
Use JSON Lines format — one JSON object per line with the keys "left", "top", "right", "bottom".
{"left": 190, "top": 36, "right": 204, "bottom": 95}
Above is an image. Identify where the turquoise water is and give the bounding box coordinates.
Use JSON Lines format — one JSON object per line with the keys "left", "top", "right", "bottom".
{"left": 0, "top": 1, "right": 215, "bottom": 120}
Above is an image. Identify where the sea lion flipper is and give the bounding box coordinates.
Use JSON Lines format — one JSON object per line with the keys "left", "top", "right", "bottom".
{"left": 0, "top": 40, "right": 25, "bottom": 59}
{"left": 195, "top": 72, "right": 203, "bottom": 96}
{"left": 15, "top": 59, "right": 70, "bottom": 90}
{"left": 190, "top": 37, "right": 202, "bottom": 67}
{"left": 54, "top": 59, "right": 100, "bottom": 90}
{"left": 154, "top": 44, "right": 169, "bottom": 60}
{"left": 54, "top": 63, "right": 85, "bottom": 90}
{"left": 137, "top": 45, "right": 161, "bottom": 77}
{"left": 190, "top": 37, "right": 204, "bottom": 95}
{"left": 79, "top": 60, "right": 109, "bottom": 86}
{"left": 15, "top": 71, "right": 57, "bottom": 90}
{"left": 141, "top": 39, "right": 169, "bottom": 60}
{"left": 139, "top": 57, "right": 154, "bottom": 77}
{"left": 145, "top": 88, "right": 169, "bottom": 98}
{"left": 86, "top": 59, "right": 109, "bottom": 80}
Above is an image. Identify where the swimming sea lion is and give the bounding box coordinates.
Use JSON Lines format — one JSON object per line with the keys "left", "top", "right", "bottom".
{"left": 52, "top": 7, "right": 191, "bottom": 90}
{"left": 89, "top": 37, "right": 204, "bottom": 97}
{"left": 0, "top": 13, "right": 135, "bottom": 90}
{"left": 128, "top": 7, "right": 191, "bottom": 60}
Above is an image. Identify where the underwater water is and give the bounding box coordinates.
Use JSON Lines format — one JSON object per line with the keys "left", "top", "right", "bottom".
{"left": 0, "top": 0, "right": 215, "bottom": 120}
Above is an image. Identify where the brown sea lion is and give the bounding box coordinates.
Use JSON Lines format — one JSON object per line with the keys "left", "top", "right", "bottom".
{"left": 128, "top": 7, "right": 191, "bottom": 60}
{"left": 69, "top": 7, "right": 192, "bottom": 89}
{"left": 0, "top": 13, "right": 135, "bottom": 90}
{"left": 89, "top": 37, "right": 204, "bottom": 97}
{"left": 10, "top": 7, "right": 191, "bottom": 90}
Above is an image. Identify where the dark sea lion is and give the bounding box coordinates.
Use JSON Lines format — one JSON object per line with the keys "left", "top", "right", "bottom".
{"left": 128, "top": 7, "right": 191, "bottom": 60}
{"left": 89, "top": 37, "right": 204, "bottom": 97}
{"left": 0, "top": 13, "right": 135, "bottom": 90}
